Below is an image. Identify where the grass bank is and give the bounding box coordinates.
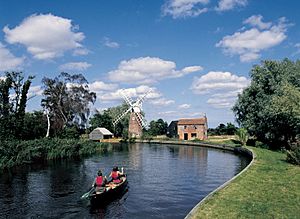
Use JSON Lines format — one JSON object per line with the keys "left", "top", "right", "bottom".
{"left": 0, "top": 138, "right": 104, "bottom": 169}
{"left": 191, "top": 147, "right": 300, "bottom": 218}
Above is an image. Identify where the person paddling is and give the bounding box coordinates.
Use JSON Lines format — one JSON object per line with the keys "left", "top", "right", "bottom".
{"left": 93, "top": 170, "right": 107, "bottom": 191}
{"left": 109, "top": 166, "right": 124, "bottom": 184}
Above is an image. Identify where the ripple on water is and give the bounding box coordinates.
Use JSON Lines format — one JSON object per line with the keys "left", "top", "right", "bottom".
{"left": 0, "top": 143, "right": 249, "bottom": 219}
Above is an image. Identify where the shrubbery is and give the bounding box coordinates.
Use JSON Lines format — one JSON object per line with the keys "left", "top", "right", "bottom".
{"left": 286, "top": 143, "right": 300, "bottom": 165}
{"left": 0, "top": 138, "right": 103, "bottom": 169}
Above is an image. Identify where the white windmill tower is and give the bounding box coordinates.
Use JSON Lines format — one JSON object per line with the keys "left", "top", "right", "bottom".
{"left": 113, "top": 89, "right": 152, "bottom": 138}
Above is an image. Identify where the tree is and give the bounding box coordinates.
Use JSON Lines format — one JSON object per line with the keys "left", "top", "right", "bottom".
{"left": 233, "top": 59, "right": 300, "bottom": 149}
{"left": 0, "top": 72, "right": 34, "bottom": 140}
{"left": 89, "top": 103, "right": 130, "bottom": 138}
{"left": 208, "top": 123, "right": 237, "bottom": 135}
{"left": 147, "top": 118, "right": 168, "bottom": 136}
{"left": 22, "top": 111, "right": 48, "bottom": 140}
{"left": 41, "top": 72, "right": 96, "bottom": 137}
{"left": 89, "top": 110, "right": 114, "bottom": 132}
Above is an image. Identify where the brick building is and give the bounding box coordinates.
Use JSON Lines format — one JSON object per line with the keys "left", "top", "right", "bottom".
{"left": 177, "top": 117, "right": 208, "bottom": 140}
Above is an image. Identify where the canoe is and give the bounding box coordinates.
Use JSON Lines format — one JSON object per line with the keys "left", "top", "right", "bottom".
{"left": 89, "top": 175, "right": 128, "bottom": 205}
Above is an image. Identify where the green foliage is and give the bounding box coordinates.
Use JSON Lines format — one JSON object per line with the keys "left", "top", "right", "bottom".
{"left": 41, "top": 72, "right": 96, "bottom": 136}
{"left": 287, "top": 142, "right": 300, "bottom": 165}
{"left": 0, "top": 138, "right": 101, "bottom": 169}
{"left": 235, "top": 128, "right": 249, "bottom": 146}
{"left": 141, "top": 132, "right": 153, "bottom": 141}
{"left": 22, "top": 111, "right": 48, "bottom": 140}
{"left": 208, "top": 123, "right": 238, "bottom": 135}
{"left": 147, "top": 118, "right": 168, "bottom": 136}
{"left": 57, "top": 125, "right": 81, "bottom": 139}
{"left": 90, "top": 103, "right": 129, "bottom": 137}
{"left": 0, "top": 72, "right": 34, "bottom": 140}
{"left": 233, "top": 59, "right": 300, "bottom": 149}
{"left": 89, "top": 110, "right": 114, "bottom": 132}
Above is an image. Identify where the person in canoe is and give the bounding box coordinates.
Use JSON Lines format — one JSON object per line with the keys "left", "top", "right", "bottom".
{"left": 109, "top": 166, "right": 124, "bottom": 184}
{"left": 93, "top": 170, "right": 107, "bottom": 192}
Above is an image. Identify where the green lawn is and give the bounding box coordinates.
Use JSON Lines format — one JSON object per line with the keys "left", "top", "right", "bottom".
{"left": 192, "top": 147, "right": 300, "bottom": 219}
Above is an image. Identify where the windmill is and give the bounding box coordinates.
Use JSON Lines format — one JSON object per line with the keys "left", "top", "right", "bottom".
{"left": 113, "top": 89, "right": 152, "bottom": 138}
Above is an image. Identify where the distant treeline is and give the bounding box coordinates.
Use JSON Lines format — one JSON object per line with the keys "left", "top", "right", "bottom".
{"left": 208, "top": 123, "right": 237, "bottom": 136}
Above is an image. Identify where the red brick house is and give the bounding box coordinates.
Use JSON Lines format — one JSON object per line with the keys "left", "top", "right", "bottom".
{"left": 177, "top": 117, "right": 208, "bottom": 140}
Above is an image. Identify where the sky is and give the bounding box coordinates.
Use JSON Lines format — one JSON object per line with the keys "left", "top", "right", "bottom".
{"left": 0, "top": 0, "right": 300, "bottom": 128}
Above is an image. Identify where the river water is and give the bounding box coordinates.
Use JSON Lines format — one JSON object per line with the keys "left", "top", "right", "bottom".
{"left": 0, "top": 143, "right": 250, "bottom": 219}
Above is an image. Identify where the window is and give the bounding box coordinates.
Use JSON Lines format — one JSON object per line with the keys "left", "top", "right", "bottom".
{"left": 191, "top": 133, "right": 197, "bottom": 138}
{"left": 184, "top": 125, "right": 187, "bottom": 129}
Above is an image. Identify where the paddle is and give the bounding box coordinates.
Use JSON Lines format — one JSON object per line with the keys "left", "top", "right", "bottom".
{"left": 81, "top": 187, "right": 95, "bottom": 199}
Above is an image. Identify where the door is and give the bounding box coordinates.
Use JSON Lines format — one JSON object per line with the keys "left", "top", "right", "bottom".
{"left": 184, "top": 133, "right": 188, "bottom": 140}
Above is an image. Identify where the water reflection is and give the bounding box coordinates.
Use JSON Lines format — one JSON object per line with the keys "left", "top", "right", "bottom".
{"left": 0, "top": 143, "right": 250, "bottom": 219}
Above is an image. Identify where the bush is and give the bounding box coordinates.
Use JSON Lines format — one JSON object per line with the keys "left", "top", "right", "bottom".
{"left": 235, "top": 128, "right": 249, "bottom": 146}
{"left": 0, "top": 138, "right": 101, "bottom": 169}
{"left": 287, "top": 143, "right": 300, "bottom": 165}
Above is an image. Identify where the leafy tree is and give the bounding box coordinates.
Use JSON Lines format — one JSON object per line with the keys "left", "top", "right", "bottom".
{"left": 89, "top": 102, "right": 130, "bottom": 137}
{"left": 22, "top": 111, "right": 48, "bottom": 140}
{"left": 89, "top": 110, "right": 114, "bottom": 132}
{"left": 208, "top": 123, "right": 238, "bottom": 135}
{"left": 147, "top": 118, "right": 168, "bottom": 136}
{"left": 226, "top": 123, "right": 238, "bottom": 135}
{"left": 41, "top": 72, "right": 96, "bottom": 137}
{"left": 233, "top": 59, "right": 300, "bottom": 149}
{"left": 0, "top": 72, "right": 34, "bottom": 140}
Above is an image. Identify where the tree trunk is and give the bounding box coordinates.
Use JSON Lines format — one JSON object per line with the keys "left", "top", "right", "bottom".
{"left": 45, "top": 110, "right": 50, "bottom": 138}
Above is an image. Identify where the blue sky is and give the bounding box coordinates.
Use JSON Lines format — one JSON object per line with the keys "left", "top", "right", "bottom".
{"left": 0, "top": 0, "right": 300, "bottom": 127}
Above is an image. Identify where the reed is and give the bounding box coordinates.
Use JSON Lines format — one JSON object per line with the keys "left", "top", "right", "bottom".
{"left": 0, "top": 138, "right": 103, "bottom": 169}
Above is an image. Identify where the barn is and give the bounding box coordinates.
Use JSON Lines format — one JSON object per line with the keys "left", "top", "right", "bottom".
{"left": 89, "top": 127, "right": 113, "bottom": 140}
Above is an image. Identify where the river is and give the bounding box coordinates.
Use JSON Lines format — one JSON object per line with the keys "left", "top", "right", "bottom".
{"left": 0, "top": 143, "right": 250, "bottom": 219}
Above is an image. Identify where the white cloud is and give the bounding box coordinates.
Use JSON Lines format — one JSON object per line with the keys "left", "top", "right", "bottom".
{"left": 191, "top": 71, "right": 249, "bottom": 94}
{"left": 100, "top": 85, "right": 161, "bottom": 101}
{"left": 243, "top": 15, "right": 272, "bottom": 30}
{"left": 108, "top": 56, "right": 202, "bottom": 84}
{"left": 162, "top": 0, "right": 209, "bottom": 18}
{"left": 150, "top": 98, "right": 175, "bottom": 106}
{"left": 3, "top": 14, "right": 85, "bottom": 60}
{"left": 293, "top": 43, "right": 300, "bottom": 56}
{"left": 178, "top": 103, "right": 191, "bottom": 109}
{"left": 158, "top": 110, "right": 177, "bottom": 115}
{"left": 73, "top": 48, "right": 89, "bottom": 56}
{"left": 103, "top": 37, "right": 120, "bottom": 48}
{"left": 89, "top": 81, "right": 118, "bottom": 91}
{"left": 216, "top": 16, "right": 289, "bottom": 62}
{"left": 191, "top": 71, "right": 249, "bottom": 108}
{"left": 28, "top": 85, "right": 43, "bottom": 98}
{"left": 215, "top": 0, "right": 247, "bottom": 11}
{"left": 0, "top": 42, "right": 24, "bottom": 71}
{"left": 207, "top": 90, "right": 240, "bottom": 108}
{"left": 59, "top": 62, "right": 91, "bottom": 71}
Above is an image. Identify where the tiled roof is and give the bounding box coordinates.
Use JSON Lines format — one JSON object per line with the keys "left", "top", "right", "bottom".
{"left": 177, "top": 118, "right": 206, "bottom": 125}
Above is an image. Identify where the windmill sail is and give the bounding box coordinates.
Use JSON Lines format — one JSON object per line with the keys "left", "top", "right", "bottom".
{"left": 113, "top": 107, "right": 132, "bottom": 127}
{"left": 112, "top": 88, "right": 152, "bottom": 137}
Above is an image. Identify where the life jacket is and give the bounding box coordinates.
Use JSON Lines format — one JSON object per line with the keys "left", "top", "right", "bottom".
{"left": 111, "top": 171, "right": 119, "bottom": 180}
{"left": 111, "top": 171, "right": 121, "bottom": 183}
{"left": 95, "top": 176, "right": 104, "bottom": 187}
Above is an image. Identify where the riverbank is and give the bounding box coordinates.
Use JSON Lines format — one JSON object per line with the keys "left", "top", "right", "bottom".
{"left": 0, "top": 138, "right": 103, "bottom": 170}
{"left": 136, "top": 139, "right": 299, "bottom": 218}
{"left": 190, "top": 146, "right": 300, "bottom": 218}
